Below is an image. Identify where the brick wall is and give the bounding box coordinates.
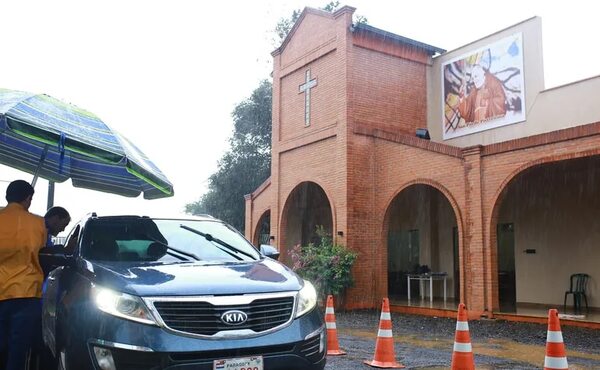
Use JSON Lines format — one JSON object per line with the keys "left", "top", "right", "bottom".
{"left": 278, "top": 136, "right": 344, "bottom": 255}
{"left": 349, "top": 45, "right": 428, "bottom": 136}
{"left": 279, "top": 50, "right": 343, "bottom": 141}
{"left": 344, "top": 24, "right": 435, "bottom": 308}
{"left": 245, "top": 179, "right": 272, "bottom": 245}
{"left": 247, "top": 6, "right": 600, "bottom": 317}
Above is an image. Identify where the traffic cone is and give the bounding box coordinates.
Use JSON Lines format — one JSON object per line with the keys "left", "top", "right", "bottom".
{"left": 325, "top": 295, "right": 346, "bottom": 355}
{"left": 544, "top": 309, "right": 568, "bottom": 370}
{"left": 451, "top": 303, "right": 475, "bottom": 370}
{"left": 364, "top": 298, "right": 404, "bottom": 368}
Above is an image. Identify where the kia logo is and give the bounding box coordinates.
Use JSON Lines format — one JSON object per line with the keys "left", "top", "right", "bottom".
{"left": 220, "top": 310, "right": 248, "bottom": 325}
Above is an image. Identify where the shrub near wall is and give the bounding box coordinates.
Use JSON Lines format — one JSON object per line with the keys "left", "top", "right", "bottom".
{"left": 289, "top": 226, "right": 358, "bottom": 305}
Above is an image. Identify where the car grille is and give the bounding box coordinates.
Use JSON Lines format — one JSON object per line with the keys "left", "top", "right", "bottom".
{"left": 152, "top": 295, "right": 295, "bottom": 336}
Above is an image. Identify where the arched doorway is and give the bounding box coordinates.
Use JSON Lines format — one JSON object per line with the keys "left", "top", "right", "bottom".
{"left": 492, "top": 155, "right": 600, "bottom": 314}
{"left": 280, "top": 182, "right": 333, "bottom": 259}
{"left": 253, "top": 210, "right": 271, "bottom": 246}
{"left": 384, "top": 184, "right": 459, "bottom": 306}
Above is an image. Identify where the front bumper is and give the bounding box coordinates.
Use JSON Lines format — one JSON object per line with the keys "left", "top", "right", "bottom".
{"left": 70, "top": 307, "right": 326, "bottom": 370}
{"left": 88, "top": 332, "right": 326, "bottom": 370}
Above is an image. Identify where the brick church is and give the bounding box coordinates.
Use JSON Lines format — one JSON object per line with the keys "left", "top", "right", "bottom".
{"left": 245, "top": 6, "right": 600, "bottom": 321}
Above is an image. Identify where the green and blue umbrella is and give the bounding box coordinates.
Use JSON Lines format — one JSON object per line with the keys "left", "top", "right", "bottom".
{"left": 0, "top": 88, "right": 173, "bottom": 199}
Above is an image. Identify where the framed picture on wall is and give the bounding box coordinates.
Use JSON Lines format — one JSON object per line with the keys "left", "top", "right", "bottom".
{"left": 442, "top": 33, "right": 525, "bottom": 139}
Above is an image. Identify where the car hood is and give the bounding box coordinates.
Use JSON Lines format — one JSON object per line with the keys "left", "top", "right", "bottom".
{"left": 84, "top": 258, "right": 304, "bottom": 296}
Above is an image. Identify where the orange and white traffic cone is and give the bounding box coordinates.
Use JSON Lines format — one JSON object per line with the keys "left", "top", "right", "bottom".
{"left": 364, "top": 298, "right": 404, "bottom": 368}
{"left": 325, "top": 295, "right": 346, "bottom": 356}
{"left": 544, "top": 309, "right": 568, "bottom": 370}
{"left": 451, "top": 303, "right": 475, "bottom": 370}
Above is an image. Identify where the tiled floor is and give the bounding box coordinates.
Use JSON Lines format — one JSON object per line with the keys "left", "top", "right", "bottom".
{"left": 389, "top": 296, "right": 459, "bottom": 310}
{"left": 389, "top": 296, "right": 600, "bottom": 324}
{"left": 508, "top": 304, "right": 600, "bottom": 323}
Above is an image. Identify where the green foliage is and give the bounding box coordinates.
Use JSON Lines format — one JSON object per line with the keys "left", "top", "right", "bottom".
{"left": 188, "top": 3, "right": 369, "bottom": 231}
{"left": 289, "top": 226, "right": 358, "bottom": 299}
{"left": 274, "top": 9, "right": 302, "bottom": 45}
{"left": 185, "top": 80, "right": 272, "bottom": 231}
{"left": 321, "top": 1, "right": 341, "bottom": 12}
{"left": 354, "top": 15, "right": 368, "bottom": 25}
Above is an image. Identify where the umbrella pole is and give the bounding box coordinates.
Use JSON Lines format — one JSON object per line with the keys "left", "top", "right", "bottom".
{"left": 31, "top": 145, "right": 49, "bottom": 188}
{"left": 47, "top": 181, "right": 55, "bottom": 209}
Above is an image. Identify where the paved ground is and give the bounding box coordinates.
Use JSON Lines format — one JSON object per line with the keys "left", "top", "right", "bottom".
{"left": 323, "top": 310, "right": 600, "bottom": 369}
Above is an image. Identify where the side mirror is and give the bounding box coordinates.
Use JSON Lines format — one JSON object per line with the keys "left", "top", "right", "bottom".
{"left": 39, "top": 246, "right": 74, "bottom": 275}
{"left": 260, "top": 244, "right": 280, "bottom": 260}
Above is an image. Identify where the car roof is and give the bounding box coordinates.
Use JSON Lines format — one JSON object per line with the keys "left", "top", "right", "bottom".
{"left": 81, "top": 213, "right": 218, "bottom": 223}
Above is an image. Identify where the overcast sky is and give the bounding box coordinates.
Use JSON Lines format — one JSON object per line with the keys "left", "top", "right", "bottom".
{"left": 1, "top": 0, "right": 598, "bottom": 230}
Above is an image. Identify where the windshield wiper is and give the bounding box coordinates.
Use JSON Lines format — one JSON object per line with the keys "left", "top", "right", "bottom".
{"left": 179, "top": 225, "right": 256, "bottom": 261}
{"left": 144, "top": 236, "right": 201, "bottom": 261}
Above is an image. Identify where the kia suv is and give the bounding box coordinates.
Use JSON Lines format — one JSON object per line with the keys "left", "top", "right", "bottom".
{"left": 40, "top": 214, "right": 326, "bottom": 370}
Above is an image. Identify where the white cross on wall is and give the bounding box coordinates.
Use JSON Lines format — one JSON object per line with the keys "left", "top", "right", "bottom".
{"left": 298, "top": 69, "right": 317, "bottom": 126}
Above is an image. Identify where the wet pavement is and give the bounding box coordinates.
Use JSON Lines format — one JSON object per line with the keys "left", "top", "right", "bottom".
{"left": 323, "top": 310, "right": 600, "bottom": 369}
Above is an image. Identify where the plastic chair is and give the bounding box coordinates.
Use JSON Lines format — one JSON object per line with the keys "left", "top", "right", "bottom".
{"left": 563, "top": 273, "right": 589, "bottom": 313}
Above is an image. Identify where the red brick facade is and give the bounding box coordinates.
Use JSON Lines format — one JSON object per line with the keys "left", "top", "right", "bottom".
{"left": 245, "top": 6, "right": 600, "bottom": 318}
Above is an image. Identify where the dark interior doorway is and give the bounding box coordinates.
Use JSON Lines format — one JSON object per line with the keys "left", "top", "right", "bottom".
{"left": 388, "top": 229, "right": 420, "bottom": 298}
{"left": 281, "top": 182, "right": 333, "bottom": 257}
{"left": 497, "top": 223, "right": 516, "bottom": 312}
{"left": 254, "top": 211, "right": 270, "bottom": 246}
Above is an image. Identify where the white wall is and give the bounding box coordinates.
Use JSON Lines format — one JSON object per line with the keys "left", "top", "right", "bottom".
{"left": 498, "top": 156, "right": 600, "bottom": 308}
{"left": 427, "top": 17, "right": 600, "bottom": 147}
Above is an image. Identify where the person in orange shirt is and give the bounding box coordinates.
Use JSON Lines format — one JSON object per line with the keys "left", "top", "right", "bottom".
{"left": 0, "top": 180, "right": 47, "bottom": 370}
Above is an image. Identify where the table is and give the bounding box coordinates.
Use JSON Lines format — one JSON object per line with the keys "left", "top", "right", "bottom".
{"left": 407, "top": 272, "right": 448, "bottom": 304}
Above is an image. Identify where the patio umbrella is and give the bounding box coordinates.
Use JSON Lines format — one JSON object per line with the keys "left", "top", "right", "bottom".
{"left": 0, "top": 88, "right": 174, "bottom": 200}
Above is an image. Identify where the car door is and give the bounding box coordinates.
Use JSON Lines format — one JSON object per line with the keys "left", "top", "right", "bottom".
{"left": 42, "top": 224, "right": 81, "bottom": 355}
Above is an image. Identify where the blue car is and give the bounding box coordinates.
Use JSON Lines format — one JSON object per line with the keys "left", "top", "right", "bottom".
{"left": 40, "top": 214, "right": 326, "bottom": 370}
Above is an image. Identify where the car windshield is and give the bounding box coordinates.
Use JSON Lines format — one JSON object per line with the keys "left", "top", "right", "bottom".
{"left": 80, "top": 217, "right": 260, "bottom": 263}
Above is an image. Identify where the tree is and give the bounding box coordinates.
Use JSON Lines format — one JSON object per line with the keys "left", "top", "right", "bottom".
{"left": 187, "top": 4, "right": 368, "bottom": 231}
{"left": 185, "top": 80, "right": 272, "bottom": 231}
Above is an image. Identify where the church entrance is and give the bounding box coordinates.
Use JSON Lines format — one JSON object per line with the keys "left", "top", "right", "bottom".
{"left": 253, "top": 210, "right": 271, "bottom": 246}
{"left": 385, "top": 184, "right": 459, "bottom": 306}
{"left": 280, "top": 182, "right": 333, "bottom": 260}
{"left": 493, "top": 155, "right": 600, "bottom": 314}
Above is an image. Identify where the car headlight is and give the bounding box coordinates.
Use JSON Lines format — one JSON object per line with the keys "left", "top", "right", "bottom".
{"left": 92, "top": 286, "right": 157, "bottom": 326}
{"left": 296, "top": 280, "right": 317, "bottom": 318}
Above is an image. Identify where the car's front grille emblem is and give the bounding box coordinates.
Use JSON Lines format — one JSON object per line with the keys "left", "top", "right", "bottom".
{"left": 149, "top": 293, "right": 296, "bottom": 337}
{"left": 220, "top": 310, "right": 248, "bottom": 325}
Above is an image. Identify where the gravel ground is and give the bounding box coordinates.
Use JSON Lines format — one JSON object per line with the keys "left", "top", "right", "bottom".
{"left": 323, "top": 310, "right": 600, "bottom": 370}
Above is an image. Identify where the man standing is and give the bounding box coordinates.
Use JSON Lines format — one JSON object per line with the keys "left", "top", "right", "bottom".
{"left": 0, "top": 180, "right": 47, "bottom": 370}
{"left": 44, "top": 207, "right": 71, "bottom": 247}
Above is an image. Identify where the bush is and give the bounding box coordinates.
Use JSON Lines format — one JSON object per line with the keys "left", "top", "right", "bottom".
{"left": 289, "top": 226, "right": 358, "bottom": 301}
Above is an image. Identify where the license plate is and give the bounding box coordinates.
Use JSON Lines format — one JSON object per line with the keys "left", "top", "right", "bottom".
{"left": 213, "top": 356, "right": 263, "bottom": 370}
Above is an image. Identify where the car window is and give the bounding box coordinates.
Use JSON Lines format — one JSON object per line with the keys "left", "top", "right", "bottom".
{"left": 80, "top": 218, "right": 260, "bottom": 263}
{"left": 64, "top": 224, "right": 81, "bottom": 255}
